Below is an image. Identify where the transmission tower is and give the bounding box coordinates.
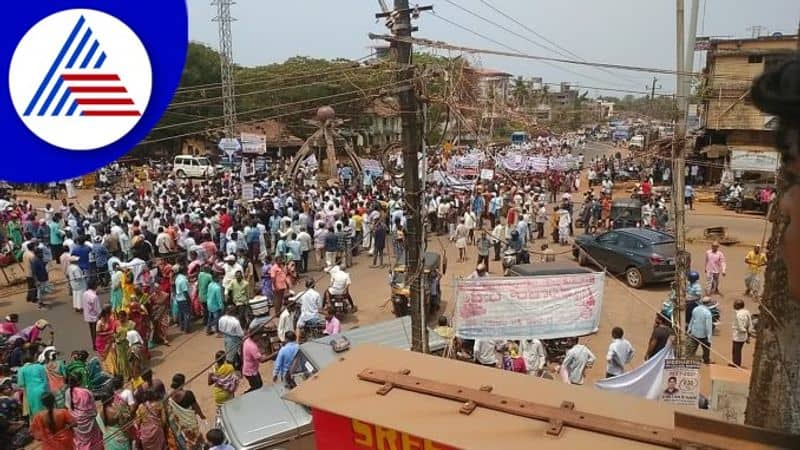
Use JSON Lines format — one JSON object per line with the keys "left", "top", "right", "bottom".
{"left": 212, "top": 0, "right": 237, "bottom": 138}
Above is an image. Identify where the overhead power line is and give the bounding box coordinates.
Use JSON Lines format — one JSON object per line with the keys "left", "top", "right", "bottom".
{"left": 144, "top": 75, "right": 429, "bottom": 137}
{"left": 173, "top": 56, "right": 385, "bottom": 95}
{"left": 370, "top": 32, "right": 716, "bottom": 77}
{"left": 443, "top": 0, "right": 640, "bottom": 87}
{"left": 168, "top": 67, "right": 402, "bottom": 110}
{"left": 429, "top": 10, "right": 632, "bottom": 89}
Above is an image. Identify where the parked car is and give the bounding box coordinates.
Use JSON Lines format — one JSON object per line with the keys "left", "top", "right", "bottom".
{"left": 172, "top": 155, "right": 217, "bottom": 178}
{"left": 572, "top": 228, "right": 676, "bottom": 288}
{"left": 218, "top": 316, "right": 446, "bottom": 450}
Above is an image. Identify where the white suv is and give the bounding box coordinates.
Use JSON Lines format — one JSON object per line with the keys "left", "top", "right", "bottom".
{"left": 172, "top": 155, "right": 216, "bottom": 178}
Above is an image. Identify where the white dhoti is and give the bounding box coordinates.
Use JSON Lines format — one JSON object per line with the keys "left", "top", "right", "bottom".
{"left": 72, "top": 289, "right": 85, "bottom": 309}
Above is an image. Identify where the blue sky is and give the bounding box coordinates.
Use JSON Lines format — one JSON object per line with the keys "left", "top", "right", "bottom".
{"left": 187, "top": 0, "right": 799, "bottom": 96}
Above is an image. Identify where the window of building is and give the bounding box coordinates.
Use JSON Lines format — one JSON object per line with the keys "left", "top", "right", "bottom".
{"left": 747, "top": 55, "right": 763, "bottom": 64}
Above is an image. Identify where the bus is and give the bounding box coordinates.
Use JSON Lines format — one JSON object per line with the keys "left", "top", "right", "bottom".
{"left": 511, "top": 131, "right": 529, "bottom": 145}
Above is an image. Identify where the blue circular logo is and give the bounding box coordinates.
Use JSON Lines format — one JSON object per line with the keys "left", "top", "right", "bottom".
{"left": 2, "top": 0, "right": 187, "bottom": 182}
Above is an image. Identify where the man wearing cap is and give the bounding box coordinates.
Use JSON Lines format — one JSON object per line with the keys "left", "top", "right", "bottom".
{"left": 67, "top": 255, "right": 86, "bottom": 312}
{"left": 222, "top": 255, "right": 243, "bottom": 298}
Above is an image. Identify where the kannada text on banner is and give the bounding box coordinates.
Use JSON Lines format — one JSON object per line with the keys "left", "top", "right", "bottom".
{"left": 453, "top": 273, "right": 605, "bottom": 340}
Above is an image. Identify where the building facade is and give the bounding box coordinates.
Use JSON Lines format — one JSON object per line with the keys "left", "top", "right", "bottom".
{"left": 699, "top": 33, "right": 797, "bottom": 178}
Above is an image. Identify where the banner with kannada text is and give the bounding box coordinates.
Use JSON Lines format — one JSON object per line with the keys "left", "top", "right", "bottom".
{"left": 453, "top": 273, "right": 605, "bottom": 340}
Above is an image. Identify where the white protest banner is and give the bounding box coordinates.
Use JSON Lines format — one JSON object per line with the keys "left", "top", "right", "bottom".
{"left": 453, "top": 273, "right": 604, "bottom": 340}
{"left": 660, "top": 358, "right": 700, "bottom": 407}
{"left": 480, "top": 169, "right": 494, "bottom": 180}
{"left": 240, "top": 132, "right": 267, "bottom": 155}
{"left": 241, "top": 182, "right": 255, "bottom": 201}
{"left": 595, "top": 341, "right": 674, "bottom": 400}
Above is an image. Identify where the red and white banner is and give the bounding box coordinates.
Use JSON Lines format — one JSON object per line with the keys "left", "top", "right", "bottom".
{"left": 453, "top": 273, "right": 605, "bottom": 340}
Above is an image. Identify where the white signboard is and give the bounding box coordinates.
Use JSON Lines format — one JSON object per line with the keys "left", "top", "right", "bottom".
{"left": 240, "top": 132, "right": 267, "bottom": 155}
{"left": 479, "top": 169, "right": 494, "bottom": 180}
{"left": 453, "top": 273, "right": 605, "bottom": 340}
{"left": 218, "top": 138, "right": 241, "bottom": 156}
{"left": 730, "top": 149, "right": 780, "bottom": 173}
{"left": 660, "top": 358, "right": 700, "bottom": 407}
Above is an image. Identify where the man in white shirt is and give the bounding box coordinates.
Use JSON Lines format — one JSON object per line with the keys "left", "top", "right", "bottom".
{"left": 326, "top": 264, "right": 355, "bottom": 311}
{"left": 605, "top": 326, "right": 635, "bottom": 378}
{"left": 561, "top": 341, "right": 595, "bottom": 385}
{"left": 473, "top": 339, "right": 505, "bottom": 367}
{"left": 218, "top": 306, "right": 244, "bottom": 365}
{"left": 521, "top": 339, "right": 547, "bottom": 376}
{"left": 222, "top": 255, "right": 243, "bottom": 296}
{"left": 294, "top": 279, "right": 323, "bottom": 336}
{"left": 277, "top": 300, "right": 297, "bottom": 342}
{"left": 491, "top": 222, "right": 506, "bottom": 261}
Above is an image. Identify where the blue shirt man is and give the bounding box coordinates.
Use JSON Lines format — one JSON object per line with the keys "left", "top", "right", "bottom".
{"left": 472, "top": 195, "right": 485, "bottom": 216}
{"left": 688, "top": 302, "right": 713, "bottom": 340}
{"left": 71, "top": 243, "right": 91, "bottom": 272}
{"left": 273, "top": 332, "right": 300, "bottom": 381}
{"left": 174, "top": 272, "right": 189, "bottom": 303}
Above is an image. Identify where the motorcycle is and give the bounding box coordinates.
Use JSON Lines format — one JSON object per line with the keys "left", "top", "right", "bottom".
{"left": 329, "top": 293, "right": 353, "bottom": 316}
{"left": 302, "top": 317, "right": 326, "bottom": 341}
{"left": 543, "top": 337, "right": 578, "bottom": 363}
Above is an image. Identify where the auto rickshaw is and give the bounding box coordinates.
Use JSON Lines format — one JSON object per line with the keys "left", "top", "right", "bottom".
{"left": 390, "top": 251, "right": 442, "bottom": 318}
{"left": 610, "top": 198, "right": 642, "bottom": 229}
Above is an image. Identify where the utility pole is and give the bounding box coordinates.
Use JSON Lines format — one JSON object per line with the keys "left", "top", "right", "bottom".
{"left": 671, "top": 0, "right": 687, "bottom": 354}
{"left": 649, "top": 77, "right": 659, "bottom": 100}
{"left": 378, "top": 0, "right": 433, "bottom": 353}
{"left": 671, "top": 0, "right": 699, "bottom": 356}
{"left": 212, "top": 0, "right": 237, "bottom": 139}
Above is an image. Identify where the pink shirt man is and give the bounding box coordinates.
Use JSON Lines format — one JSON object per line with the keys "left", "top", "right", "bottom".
{"left": 241, "top": 337, "right": 263, "bottom": 377}
{"left": 325, "top": 316, "right": 341, "bottom": 336}
{"left": 705, "top": 248, "right": 727, "bottom": 275}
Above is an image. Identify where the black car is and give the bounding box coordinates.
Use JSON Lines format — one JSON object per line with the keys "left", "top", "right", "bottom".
{"left": 572, "top": 228, "right": 676, "bottom": 288}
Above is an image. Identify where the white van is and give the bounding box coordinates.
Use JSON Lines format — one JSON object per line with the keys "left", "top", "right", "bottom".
{"left": 172, "top": 155, "right": 216, "bottom": 178}
{"left": 629, "top": 135, "right": 645, "bottom": 150}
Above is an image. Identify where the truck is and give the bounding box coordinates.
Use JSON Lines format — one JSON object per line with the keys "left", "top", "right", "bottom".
{"left": 218, "top": 316, "right": 447, "bottom": 450}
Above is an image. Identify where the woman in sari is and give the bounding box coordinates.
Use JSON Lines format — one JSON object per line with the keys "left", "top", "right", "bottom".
{"left": 127, "top": 300, "right": 151, "bottom": 357}
{"left": 135, "top": 388, "right": 167, "bottom": 450}
{"left": 126, "top": 330, "right": 149, "bottom": 384}
{"left": 158, "top": 259, "right": 174, "bottom": 296}
{"left": 30, "top": 392, "right": 74, "bottom": 450}
{"left": 167, "top": 373, "right": 206, "bottom": 450}
{"left": 98, "top": 387, "right": 133, "bottom": 450}
{"left": 17, "top": 353, "right": 49, "bottom": 417}
{"left": 207, "top": 351, "right": 238, "bottom": 414}
{"left": 110, "top": 262, "right": 124, "bottom": 312}
{"left": 64, "top": 350, "right": 90, "bottom": 388}
{"left": 65, "top": 373, "right": 103, "bottom": 450}
{"left": 96, "top": 306, "right": 117, "bottom": 374}
{"left": 113, "top": 311, "right": 135, "bottom": 381}
{"left": 149, "top": 289, "right": 171, "bottom": 346}
{"left": 41, "top": 348, "right": 66, "bottom": 408}
{"left": 120, "top": 270, "right": 136, "bottom": 312}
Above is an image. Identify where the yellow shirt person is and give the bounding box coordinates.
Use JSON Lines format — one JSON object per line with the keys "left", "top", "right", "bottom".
{"left": 745, "top": 247, "right": 767, "bottom": 274}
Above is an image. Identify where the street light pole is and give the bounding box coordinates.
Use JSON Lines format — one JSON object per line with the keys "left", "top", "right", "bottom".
{"left": 672, "top": 0, "right": 688, "bottom": 354}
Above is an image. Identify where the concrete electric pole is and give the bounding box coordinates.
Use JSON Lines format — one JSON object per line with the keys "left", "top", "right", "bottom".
{"left": 671, "top": 0, "right": 699, "bottom": 356}
{"left": 213, "top": 0, "right": 237, "bottom": 139}
{"left": 378, "top": 0, "right": 433, "bottom": 353}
